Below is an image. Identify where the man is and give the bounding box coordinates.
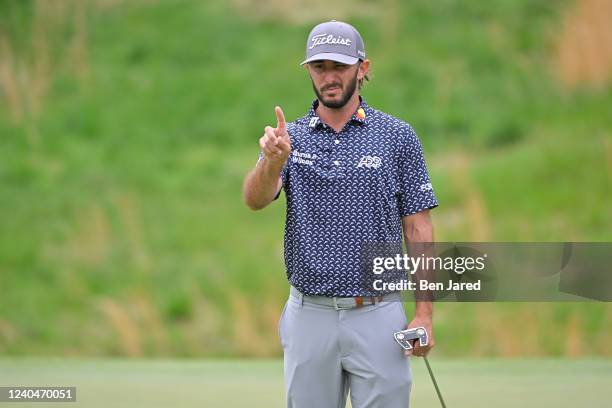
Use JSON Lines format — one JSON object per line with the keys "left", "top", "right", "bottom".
{"left": 243, "top": 20, "right": 438, "bottom": 408}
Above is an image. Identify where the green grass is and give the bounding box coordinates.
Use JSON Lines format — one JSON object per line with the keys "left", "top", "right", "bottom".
{"left": 0, "top": 358, "right": 610, "bottom": 407}
{"left": 0, "top": 0, "right": 611, "bottom": 357}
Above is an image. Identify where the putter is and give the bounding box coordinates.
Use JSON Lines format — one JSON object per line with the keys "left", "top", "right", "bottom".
{"left": 394, "top": 327, "right": 447, "bottom": 408}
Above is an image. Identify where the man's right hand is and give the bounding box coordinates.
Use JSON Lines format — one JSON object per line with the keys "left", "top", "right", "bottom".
{"left": 259, "top": 106, "right": 291, "bottom": 166}
{"left": 243, "top": 106, "right": 290, "bottom": 210}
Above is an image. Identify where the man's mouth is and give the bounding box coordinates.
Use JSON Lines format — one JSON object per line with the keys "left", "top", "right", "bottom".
{"left": 323, "top": 85, "right": 341, "bottom": 92}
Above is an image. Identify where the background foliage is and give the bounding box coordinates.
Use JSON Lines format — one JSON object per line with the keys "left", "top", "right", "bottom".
{"left": 0, "top": 0, "right": 610, "bottom": 357}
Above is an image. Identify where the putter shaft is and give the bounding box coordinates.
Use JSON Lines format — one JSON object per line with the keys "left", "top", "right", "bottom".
{"left": 423, "top": 356, "right": 446, "bottom": 408}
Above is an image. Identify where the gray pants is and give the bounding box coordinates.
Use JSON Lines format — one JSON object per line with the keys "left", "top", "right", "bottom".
{"left": 279, "top": 287, "right": 412, "bottom": 408}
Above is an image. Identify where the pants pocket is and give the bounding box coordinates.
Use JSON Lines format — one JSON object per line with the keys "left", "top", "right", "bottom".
{"left": 278, "top": 300, "right": 289, "bottom": 349}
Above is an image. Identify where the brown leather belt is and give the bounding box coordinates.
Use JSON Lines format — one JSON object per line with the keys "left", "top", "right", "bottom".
{"left": 354, "top": 295, "right": 385, "bottom": 307}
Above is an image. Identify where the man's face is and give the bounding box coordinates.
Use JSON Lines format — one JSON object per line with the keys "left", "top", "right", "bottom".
{"left": 307, "top": 60, "right": 360, "bottom": 109}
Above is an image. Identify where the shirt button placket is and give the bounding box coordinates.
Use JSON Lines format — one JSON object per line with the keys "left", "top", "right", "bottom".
{"left": 333, "top": 134, "right": 340, "bottom": 167}
{"left": 332, "top": 131, "right": 345, "bottom": 177}
{"left": 334, "top": 130, "right": 340, "bottom": 166}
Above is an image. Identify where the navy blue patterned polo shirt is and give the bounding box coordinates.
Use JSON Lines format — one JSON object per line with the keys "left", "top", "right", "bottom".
{"left": 262, "top": 97, "right": 438, "bottom": 296}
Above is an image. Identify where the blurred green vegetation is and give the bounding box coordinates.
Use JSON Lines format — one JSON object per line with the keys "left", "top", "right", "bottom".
{"left": 0, "top": 0, "right": 610, "bottom": 357}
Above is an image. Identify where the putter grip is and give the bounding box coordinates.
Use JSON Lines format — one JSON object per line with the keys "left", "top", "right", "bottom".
{"left": 394, "top": 327, "right": 428, "bottom": 350}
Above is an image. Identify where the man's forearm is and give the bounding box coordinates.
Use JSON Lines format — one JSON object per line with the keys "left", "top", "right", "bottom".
{"left": 243, "top": 158, "right": 283, "bottom": 210}
{"left": 402, "top": 211, "right": 435, "bottom": 318}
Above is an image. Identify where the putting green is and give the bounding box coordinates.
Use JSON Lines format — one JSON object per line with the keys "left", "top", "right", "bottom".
{"left": 0, "top": 358, "right": 610, "bottom": 407}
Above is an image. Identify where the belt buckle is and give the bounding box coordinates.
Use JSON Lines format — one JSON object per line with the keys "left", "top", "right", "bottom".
{"left": 333, "top": 296, "right": 355, "bottom": 310}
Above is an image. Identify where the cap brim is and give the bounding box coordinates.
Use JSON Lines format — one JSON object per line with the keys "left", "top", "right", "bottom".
{"left": 300, "top": 53, "right": 359, "bottom": 66}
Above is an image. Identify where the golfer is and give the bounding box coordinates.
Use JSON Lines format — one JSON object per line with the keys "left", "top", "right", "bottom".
{"left": 243, "top": 20, "right": 438, "bottom": 408}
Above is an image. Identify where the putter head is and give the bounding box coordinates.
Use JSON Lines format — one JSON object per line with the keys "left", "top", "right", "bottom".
{"left": 394, "top": 326, "right": 428, "bottom": 350}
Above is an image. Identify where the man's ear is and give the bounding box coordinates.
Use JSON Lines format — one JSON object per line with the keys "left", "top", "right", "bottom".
{"left": 358, "top": 59, "right": 370, "bottom": 80}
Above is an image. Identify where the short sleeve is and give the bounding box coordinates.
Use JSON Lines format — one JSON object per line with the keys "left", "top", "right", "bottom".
{"left": 397, "top": 126, "right": 438, "bottom": 216}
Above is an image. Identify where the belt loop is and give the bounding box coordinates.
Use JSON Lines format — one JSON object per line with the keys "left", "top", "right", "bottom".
{"left": 291, "top": 286, "right": 305, "bottom": 308}
{"left": 332, "top": 297, "right": 340, "bottom": 311}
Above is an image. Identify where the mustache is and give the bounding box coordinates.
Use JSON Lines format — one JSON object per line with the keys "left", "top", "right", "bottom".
{"left": 321, "top": 83, "right": 342, "bottom": 92}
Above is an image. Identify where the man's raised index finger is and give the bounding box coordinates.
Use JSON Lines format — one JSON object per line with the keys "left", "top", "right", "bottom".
{"left": 275, "top": 106, "right": 286, "bottom": 130}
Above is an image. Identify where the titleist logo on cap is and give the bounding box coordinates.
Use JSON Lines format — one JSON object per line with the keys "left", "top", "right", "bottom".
{"left": 309, "top": 34, "right": 352, "bottom": 49}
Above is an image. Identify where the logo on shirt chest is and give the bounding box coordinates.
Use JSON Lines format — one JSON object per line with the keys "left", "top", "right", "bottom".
{"left": 292, "top": 150, "right": 317, "bottom": 166}
{"left": 357, "top": 156, "right": 382, "bottom": 169}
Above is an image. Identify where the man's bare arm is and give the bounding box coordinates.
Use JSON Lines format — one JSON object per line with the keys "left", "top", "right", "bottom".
{"left": 243, "top": 160, "right": 283, "bottom": 210}
{"left": 243, "top": 106, "right": 291, "bottom": 210}
{"left": 402, "top": 209, "right": 435, "bottom": 356}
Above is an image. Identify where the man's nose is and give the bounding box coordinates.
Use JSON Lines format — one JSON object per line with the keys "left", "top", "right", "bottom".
{"left": 321, "top": 69, "right": 341, "bottom": 83}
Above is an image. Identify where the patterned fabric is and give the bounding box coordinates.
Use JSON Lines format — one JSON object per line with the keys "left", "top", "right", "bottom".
{"left": 261, "top": 97, "right": 438, "bottom": 296}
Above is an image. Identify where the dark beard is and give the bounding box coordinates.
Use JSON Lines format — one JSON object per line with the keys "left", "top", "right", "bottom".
{"left": 312, "top": 70, "right": 358, "bottom": 109}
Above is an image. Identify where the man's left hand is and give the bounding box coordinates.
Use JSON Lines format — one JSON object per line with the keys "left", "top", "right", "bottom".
{"left": 404, "top": 316, "right": 434, "bottom": 357}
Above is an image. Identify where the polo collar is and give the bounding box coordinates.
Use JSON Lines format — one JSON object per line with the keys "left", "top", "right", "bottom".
{"left": 307, "top": 96, "right": 370, "bottom": 131}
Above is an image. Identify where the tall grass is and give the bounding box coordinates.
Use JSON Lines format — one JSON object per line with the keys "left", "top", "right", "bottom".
{"left": 0, "top": 0, "right": 610, "bottom": 357}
